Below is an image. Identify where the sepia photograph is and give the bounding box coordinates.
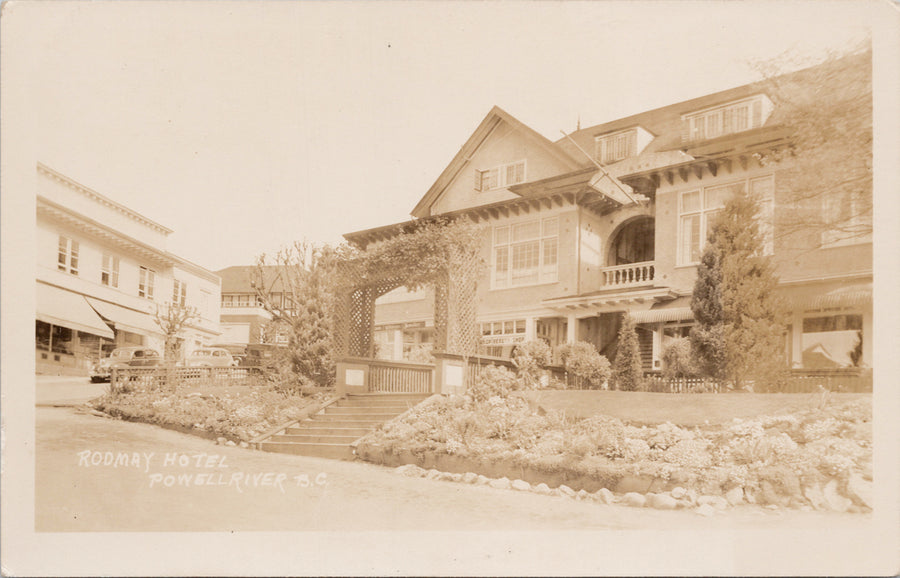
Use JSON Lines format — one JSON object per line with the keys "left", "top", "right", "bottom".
{"left": 1, "top": 0, "right": 898, "bottom": 575}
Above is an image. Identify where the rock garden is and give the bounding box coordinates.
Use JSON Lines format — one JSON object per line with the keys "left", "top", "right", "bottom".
{"left": 355, "top": 365, "right": 873, "bottom": 515}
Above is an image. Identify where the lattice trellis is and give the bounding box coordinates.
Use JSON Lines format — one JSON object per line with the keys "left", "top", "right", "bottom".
{"left": 333, "top": 237, "right": 481, "bottom": 359}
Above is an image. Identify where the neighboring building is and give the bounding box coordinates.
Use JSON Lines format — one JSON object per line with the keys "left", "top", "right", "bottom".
{"left": 216, "top": 265, "right": 290, "bottom": 351}
{"left": 36, "top": 163, "right": 222, "bottom": 375}
{"left": 345, "top": 55, "right": 872, "bottom": 373}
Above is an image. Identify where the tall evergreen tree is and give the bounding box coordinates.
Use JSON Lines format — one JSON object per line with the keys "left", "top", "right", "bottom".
{"left": 691, "top": 190, "right": 786, "bottom": 389}
{"left": 613, "top": 314, "right": 643, "bottom": 391}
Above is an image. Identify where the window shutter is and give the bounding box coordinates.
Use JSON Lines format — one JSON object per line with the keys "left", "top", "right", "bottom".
{"left": 723, "top": 108, "right": 733, "bottom": 134}
{"left": 474, "top": 170, "right": 482, "bottom": 191}
{"left": 752, "top": 99, "right": 762, "bottom": 128}
{"left": 680, "top": 119, "right": 690, "bottom": 144}
{"left": 626, "top": 131, "right": 636, "bottom": 157}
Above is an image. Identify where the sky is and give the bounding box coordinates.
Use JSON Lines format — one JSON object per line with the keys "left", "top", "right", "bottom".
{"left": 10, "top": 0, "right": 879, "bottom": 272}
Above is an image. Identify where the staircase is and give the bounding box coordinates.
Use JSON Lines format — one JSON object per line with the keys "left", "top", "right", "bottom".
{"left": 258, "top": 393, "right": 429, "bottom": 460}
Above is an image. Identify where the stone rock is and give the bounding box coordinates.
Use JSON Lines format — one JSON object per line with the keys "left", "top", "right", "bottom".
{"left": 449, "top": 473, "right": 463, "bottom": 483}
{"left": 675, "top": 499, "right": 693, "bottom": 509}
{"left": 594, "top": 488, "right": 616, "bottom": 505}
{"left": 695, "top": 504, "right": 716, "bottom": 517}
{"left": 823, "top": 479, "right": 851, "bottom": 512}
{"left": 476, "top": 475, "right": 491, "bottom": 485}
{"left": 846, "top": 473, "right": 873, "bottom": 509}
{"left": 216, "top": 437, "right": 227, "bottom": 445}
{"left": 425, "top": 469, "right": 441, "bottom": 480}
{"left": 512, "top": 479, "right": 531, "bottom": 492}
{"left": 744, "top": 488, "right": 757, "bottom": 504}
{"left": 697, "top": 495, "right": 729, "bottom": 510}
{"left": 239, "top": 441, "right": 249, "bottom": 449}
{"left": 647, "top": 493, "right": 678, "bottom": 510}
{"left": 558, "top": 485, "right": 576, "bottom": 498}
{"left": 489, "top": 477, "right": 512, "bottom": 490}
{"left": 623, "top": 492, "right": 646, "bottom": 508}
{"left": 685, "top": 488, "right": 699, "bottom": 504}
{"left": 462, "top": 472, "right": 479, "bottom": 484}
{"left": 670, "top": 486, "right": 687, "bottom": 500}
{"left": 803, "top": 482, "right": 826, "bottom": 510}
{"left": 438, "top": 472, "right": 457, "bottom": 482}
{"left": 724, "top": 487, "right": 744, "bottom": 506}
{"left": 759, "top": 480, "right": 787, "bottom": 506}
{"left": 396, "top": 464, "right": 425, "bottom": 477}
{"left": 225, "top": 440, "right": 237, "bottom": 447}
{"left": 533, "top": 483, "right": 552, "bottom": 495}
{"left": 576, "top": 489, "right": 591, "bottom": 501}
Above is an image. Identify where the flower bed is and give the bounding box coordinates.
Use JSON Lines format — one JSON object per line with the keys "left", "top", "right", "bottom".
{"left": 90, "top": 383, "right": 330, "bottom": 443}
{"left": 356, "top": 389, "right": 872, "bottom": 511}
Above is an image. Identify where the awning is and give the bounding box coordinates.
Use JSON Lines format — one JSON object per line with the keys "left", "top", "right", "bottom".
{"left": 782, "top": 282, "right": 872, "bottom": 311}
{"left": 36, "top": 284, "right": 114, "bottom": 339}
{"left": 86, "top": 297, "right": 162, "bottom": 336}
{"left": 630, "top": 296, "right": 695, "bottom": 324}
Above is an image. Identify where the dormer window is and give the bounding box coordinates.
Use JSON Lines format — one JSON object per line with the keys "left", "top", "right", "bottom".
{"left": 594, "top": 126, "right": 653, "bottom": 165}
{"left": 475, "top": 160, "right": 526, "bottom": 191}
{"left": 682, "top": 95, "right": 773, "bottom": 143}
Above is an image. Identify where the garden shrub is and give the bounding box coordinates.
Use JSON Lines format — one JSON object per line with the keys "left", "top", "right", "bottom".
{"left": 661, "top": 337, "right": 696, "bottom": 380}
{"left": 511, "top": 340, "right": 552, "bottom": 388}
{"left": 556, "top": 341, "right": 611, "bottom": 389}
{"left": 612, "top": 314, "right": 644, "bottom": 391}
{"left": 468, "top": 365, "right": 519, "bottom": 402}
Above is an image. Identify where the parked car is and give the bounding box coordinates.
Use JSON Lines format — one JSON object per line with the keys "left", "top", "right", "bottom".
{"left": 178, "top": 347, "right": 237, "bottom": 368}
{"left": 89, "top": 346, "right": 163, "bottom": 383}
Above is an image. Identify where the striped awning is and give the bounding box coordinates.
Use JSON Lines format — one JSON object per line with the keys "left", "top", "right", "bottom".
{"left": 36, "top": 284, "right": 115, "bottom": 339}
{"left": 784, "top": 282, "right": 872, "bottom": 311}
{"left": 86, "top": 297, "right": 162, "bottom": 336}
{"left": 629, "top": 296, "right": 694, "bottom": 324}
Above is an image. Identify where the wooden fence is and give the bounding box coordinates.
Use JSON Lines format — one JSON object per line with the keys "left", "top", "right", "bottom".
{"left": 110, "top": 366, "right": 264, "bottom": 391}
{"left": 367, "top": 359, "right": 434, "bottom": 393}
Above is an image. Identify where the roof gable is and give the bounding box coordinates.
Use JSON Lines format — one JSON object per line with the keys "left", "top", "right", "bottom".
{"left": 411, "top": 106, "right": 582, "bottom": 218}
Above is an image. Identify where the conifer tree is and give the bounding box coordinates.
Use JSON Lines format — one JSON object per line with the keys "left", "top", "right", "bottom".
{"left": 691, "top": 190, "right": 786, "bottom": 389}
{"left": 613, "top": 314, "right": 643, "bottom": 391}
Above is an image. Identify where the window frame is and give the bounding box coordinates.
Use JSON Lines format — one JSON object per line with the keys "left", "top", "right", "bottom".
{"left": 676, "top": 175, "right": 775, "bottom": 266}
{"left": 475, "top": 160, "right": 527, "bottom": 192}
{"left": 172, "top": 279, "right": 187, "bottom": 306}
{"left": 101, "top": 253, "right": 119, "bottom": 287}
{"left": 682, "top": 95, "right": 767, "bottom": 143}
{"left": 594, "top": 129, "right": 637, "bottom": 165}
{"left": 57, "top": 235, "right": 79, "bottom": 275}
{"left": 138, "top": 266, "right": 156, "bottom": 299}
{"left": 491, "top": 216, "right": 559, "bottom": 289}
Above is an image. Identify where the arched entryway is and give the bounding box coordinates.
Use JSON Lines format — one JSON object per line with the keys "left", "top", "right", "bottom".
{"left": 607, "top": 216, "right": 655, "bottom": 266}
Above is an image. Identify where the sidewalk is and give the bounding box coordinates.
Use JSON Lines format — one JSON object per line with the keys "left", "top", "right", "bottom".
{"left": 35, "top": 374, "right": 108, "bottom": 407}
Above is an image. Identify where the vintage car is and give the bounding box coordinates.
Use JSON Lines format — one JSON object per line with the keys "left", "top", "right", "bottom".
{"left": 89, "top": 346, "right": 163, "bottom": 382}
{"left": 178, "top": 347, "right": 237, "bottom": 368}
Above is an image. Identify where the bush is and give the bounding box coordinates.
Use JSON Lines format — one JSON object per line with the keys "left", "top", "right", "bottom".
{"left": 468, "top": 365, "right": 519, "bottom": 403}
{"left": 661, "top": 337, "right": 697, "bottom": 380}
{"left": 511, "top": 340, "right": 552, "bottom": 388}
{"left": 613, "top": 314, "right": 644, "bottom": 391}
{"left": 556, "top": 341, "right": 611, "bottom": 389}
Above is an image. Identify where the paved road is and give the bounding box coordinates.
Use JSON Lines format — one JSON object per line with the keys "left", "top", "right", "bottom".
{"left": 35, "top": 405, "right": 872, "bottom": 533}
{"left": 35, "top": 374, "right": 108, "bottom": 406}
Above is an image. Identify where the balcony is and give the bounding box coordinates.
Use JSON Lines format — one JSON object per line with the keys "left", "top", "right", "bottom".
{"left": 601, "top": 261, "right": 655, "bottom": 288}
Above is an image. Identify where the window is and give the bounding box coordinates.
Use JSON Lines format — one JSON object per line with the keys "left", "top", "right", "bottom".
{"left": 475, "top": 160, "right": 526, "bottom": 191}
{"left": 493, "top": 217, "right": 559, "bottom": 288}
{"left": 595, "top": 129, "right": 637, "bottom": 164}
{"left": 678, "top": 176, "right": 774, "bottom": 265}
{"left": 57, "top": 236, "right": 79, "bottom": 275}
{"left": 682, "top": 95, "right": 771, "bottom": 143}
{"left": 101, "top": 254, "right": 119, "bottom": 287}
{"left": 172, "top": 279, "right": 187, "bottom": 306}
{"left": 801, "top": 314, "right": 863, "bottom": 369}
{"left": 821, "top": 191, "right": 871, "bottom": 248}
{"left": 138, "top": 266, "right": 156, "bottom": 299}
{"left": 479, "top": 319, "right": 526, "bottom": 345}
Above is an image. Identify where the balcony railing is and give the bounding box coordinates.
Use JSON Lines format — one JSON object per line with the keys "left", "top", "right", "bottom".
{"left": 601, "top": 261, "right": 655, "bottom": 288}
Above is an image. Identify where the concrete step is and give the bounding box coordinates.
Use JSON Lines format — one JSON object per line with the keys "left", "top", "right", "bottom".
{"left": 270, "top": 434, "right": 361, "bottom": 444}
{"left": 259, "top": 441, "right": 353, "bottom": 460}
{"left": 305, "top": 418, "right": 388, "bottom": 428}
{"left": 312, "top": 413, "right": 399, "bottom": 421}
{"left": 324, "top": 406, "right": 410, "bottom": 415}
{"left": 283, "top": 426, "right": 372, "bottom": 437}
{"left": 338, "top": 398, "right": 425, "bottom": 407}
{"left": 347, "top": 393, "right": 430, "bottom": 399}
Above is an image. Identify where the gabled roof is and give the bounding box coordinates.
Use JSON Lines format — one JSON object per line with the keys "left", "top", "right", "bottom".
{"left": 410, "top": 106, "right": 583, "bottom": 219}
